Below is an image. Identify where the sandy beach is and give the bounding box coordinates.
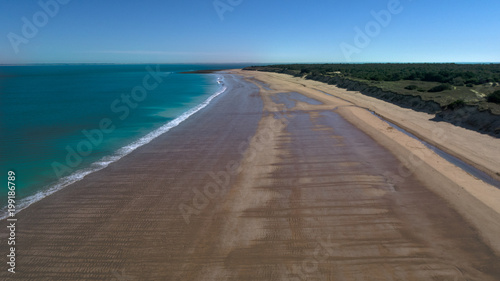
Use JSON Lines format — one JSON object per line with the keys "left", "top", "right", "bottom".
{"left": 2, "top": 71, "right": 500, "bottom": 280}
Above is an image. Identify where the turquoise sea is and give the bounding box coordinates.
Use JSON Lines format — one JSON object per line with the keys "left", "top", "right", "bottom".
{"left": 0, "top": 64, "right": 248, "bottom": 217}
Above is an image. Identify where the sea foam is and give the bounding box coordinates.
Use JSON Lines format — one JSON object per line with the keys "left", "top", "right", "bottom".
{"left": 1, "top": 76, "right": 227, "bottom": 220}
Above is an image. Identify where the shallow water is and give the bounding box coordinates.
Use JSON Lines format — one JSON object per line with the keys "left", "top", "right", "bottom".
{"left": 370, "top": 112, "right": 500, "bottom": 189}
{"left": 0, "top": 64, "right": 248, "bottom": 213}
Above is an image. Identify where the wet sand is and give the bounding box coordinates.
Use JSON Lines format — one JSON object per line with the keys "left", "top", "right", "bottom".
{"left": 1, "top": 72, "right": 500, "bottom": 280}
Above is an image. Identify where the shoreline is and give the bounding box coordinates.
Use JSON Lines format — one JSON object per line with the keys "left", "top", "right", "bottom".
{"left": 0, "top": 73, "right": 265, "bottom": 279}
{"left": 0, "top": 74, "right": 227, "bottom": 220}
{"left": 2, "top": 71, "right": 500, "bottom": 280}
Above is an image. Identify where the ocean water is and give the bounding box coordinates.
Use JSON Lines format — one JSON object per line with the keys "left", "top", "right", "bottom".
{"left": 0, "top": 64, "right": 246, "bottom": 217}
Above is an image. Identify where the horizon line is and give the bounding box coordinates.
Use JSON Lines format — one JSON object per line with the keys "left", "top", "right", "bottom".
{"left": 2, "top": 62, "right": 500, "bottom": 66}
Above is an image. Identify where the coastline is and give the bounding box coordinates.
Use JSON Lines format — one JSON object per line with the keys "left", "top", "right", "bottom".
{"left": 180, "top": 69, "right": 221, "bottom": 74}
{"left": 2, "top": 71, "right": 500, "bottom": 280}
{"left": 0, "top": 74, "right": 227, "bottom": 221}
{"left": 0, "top": 73, "right": 264, "bottom": 279}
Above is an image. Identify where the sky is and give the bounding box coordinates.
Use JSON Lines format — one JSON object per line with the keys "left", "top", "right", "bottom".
{"left": 0, "top": 0, "right": 499, "bottom": 64}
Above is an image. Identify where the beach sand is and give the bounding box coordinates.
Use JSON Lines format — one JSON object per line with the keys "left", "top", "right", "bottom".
{"left": 1, "top": 71, "right": 500, "bottom": 280}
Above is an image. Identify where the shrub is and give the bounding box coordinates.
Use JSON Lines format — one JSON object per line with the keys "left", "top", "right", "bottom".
{"left": 448, "top": 99, "right": 466, "bottom": 109}
{"left": 405, "top": 85, "right": 418, "bottom": 90}
{"left": 487, "top": 90, "right": 500, "bottom": 104}
{"left": 389, "top": 73, "right": 402, "bottom": 81}
{"left": 465, "top": 78, "right": 479, "bottom": 85}
{"left": 466, "top": 83, "right": 474, "bottom": 87}
{"left": 452, "top": 77, "right": 465, "bottom": 86}
{"left": 428, "top": 84, "right": 452, "bottom": 92}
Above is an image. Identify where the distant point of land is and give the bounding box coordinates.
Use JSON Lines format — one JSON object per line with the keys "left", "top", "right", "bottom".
{"left": 180, "top": 69, "right": 222, "bottom": 74}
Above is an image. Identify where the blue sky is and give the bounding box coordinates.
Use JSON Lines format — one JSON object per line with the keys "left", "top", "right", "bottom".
{"left": 1, "top": 0, "right": 499, "bottom": 64}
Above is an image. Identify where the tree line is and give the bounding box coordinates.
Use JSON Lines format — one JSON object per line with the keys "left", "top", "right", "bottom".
{"left": 245, "top": 63, "right": 500, "bottom": 86}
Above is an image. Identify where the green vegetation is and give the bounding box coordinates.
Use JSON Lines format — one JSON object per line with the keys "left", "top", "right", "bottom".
{"left": 244, "top": 63, "right": 500, "bottom": 114}
{"left": 448, "top": 99, "right": 466, "bottom": 109}
{"left": 245, "top": 63, "right": 500, "bottom": 85}
{"left": 488, "top": 90, "right": 500, "bottom": 104}
{"left": 428, "top": 84, "right": 452, "bottom": 92}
